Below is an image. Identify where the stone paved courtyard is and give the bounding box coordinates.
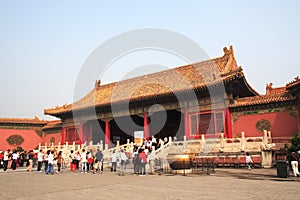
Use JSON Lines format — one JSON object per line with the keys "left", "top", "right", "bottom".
{"left": 0, "top": 168, "right": 299, "bottom": 200}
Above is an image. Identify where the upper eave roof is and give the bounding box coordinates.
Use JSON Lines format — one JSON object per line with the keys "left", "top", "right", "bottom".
{"left": 45, "top": 46, "right": 257, "bottom": 116}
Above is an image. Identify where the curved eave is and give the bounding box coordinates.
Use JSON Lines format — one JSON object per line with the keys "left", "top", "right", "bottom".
{"left": 239, "top": 74, "right": 260, "bottom": 96}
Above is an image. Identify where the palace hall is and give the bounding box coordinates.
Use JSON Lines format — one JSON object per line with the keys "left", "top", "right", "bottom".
{"left": 1, "top": 46, "right": 299, "bottom": 151}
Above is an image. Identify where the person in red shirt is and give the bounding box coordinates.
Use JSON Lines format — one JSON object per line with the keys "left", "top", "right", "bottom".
{"left": 138, "top": 148, "right": 147, "bottom": 176}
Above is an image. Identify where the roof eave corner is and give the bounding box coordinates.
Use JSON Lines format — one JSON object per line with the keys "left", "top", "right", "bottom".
{"left": 223, "top": 45, "right": 239, "bottom": 72}
{"left": 43, "top": 109, "right": 50, "bottom": 115}
{"left": 44, "top": 109, "right": 59, "bottom": 118}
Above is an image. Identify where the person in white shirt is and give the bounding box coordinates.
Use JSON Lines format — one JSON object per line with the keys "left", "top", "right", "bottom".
{"left": 37, "top": 150, "right": 44, "bottom": 172}
{"left": 11, "top": 151, "right": 19, "bottom": 170}
{"left": 119, "top": 149, "right": 128, "bottom": 176}
{"left": 46, "top": 151, "right": 54, "bottom": 175}
{"left": 81, "top": 149, "right": 87, "bottom": 173}
{"left": 151, "top": 135, "right": 157, "bottom": 150}
{"left": 246, "top": 152, "right": 253, "bottom": 170}
{"left": 3, "top": 149, "right": 10, "bottom": 172}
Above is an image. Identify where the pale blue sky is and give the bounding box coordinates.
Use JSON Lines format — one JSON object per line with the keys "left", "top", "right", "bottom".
{"left": 0, "top": 0, "right": 299, "bottom": 119}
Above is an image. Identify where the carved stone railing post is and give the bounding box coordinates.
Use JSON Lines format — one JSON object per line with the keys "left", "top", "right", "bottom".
{"left": 130, "top": 142, "right": 134, "bottom": 152}
{"left": 241, "top": 132, "right": 246, "bottom": 152}
{"left": 169, "top": 136, "right": 173, "bottom": 144}
{"left": 219, "top": 133, "right": 225, "bottom": 152}
{"left": 161, "top": 139, "right": 165, "bottom": 171}
{"left": 65, "top": 141, "right": 68, "bottom": 150}
{"left": 261, "top": 130, "right": 275, "bottom": 168}
{"left": 72, "top": 141, "right": 75, "bottom": 151}
{"left": 100, "top": 140, "right": 103, "bottom": 151}
{"left": 116, "top": 141, "right": 120, "bottom": 151}
{"left": 263, "top": 130, "right": 268, "bottom": 146}
{"left": 183, "top": 136, "right": 187, "bottom": 150}
{"left": 126, "top": 139, "right": 130, "bottom": 151}
{"left": 267, "top": 131, "right": 272, "bottom": 143}
{"left": 200, "top": 134, "right": 205, "bottom": 153}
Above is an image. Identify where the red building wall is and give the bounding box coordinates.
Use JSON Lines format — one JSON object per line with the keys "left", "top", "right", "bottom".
{"left": 44, "top": 132, "right": 62, "bottom": 146}
{"left": 233, "top": 111, "right": 297, "bottom": 138}
{"left": 0, "top": 128, "right": 43, "bottom": 151}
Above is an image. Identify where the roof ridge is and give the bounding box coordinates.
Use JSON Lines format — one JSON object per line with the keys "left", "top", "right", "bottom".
{"left": 0, "top": 117, "right": 49, "bottom": 124}
{"left": 94, "top": 45, "right": 235, "bottom": 91}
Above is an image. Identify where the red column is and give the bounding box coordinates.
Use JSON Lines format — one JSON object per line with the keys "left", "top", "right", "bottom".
{"left": 89, "top": 122, "right": 93, "bottom": 143}
{"left": 61, "top": 127, "right": 66, "bottom": 145}
{"left": 299, "top": 99, "right": 300, "bottom": 136}
{"left": 298, "top": 99, "right": 300, "bottom": 137}
{"left": 42, "top": 132, "right": 46, "bottom": 145}
{"left": 184, "top": 107, "right": 190, "bottom": 139}
{"left": 105, "top": 118, "right": 110, "bottom": 148}
{"left": 144, "top": 112, "right": 150, "bottom": 139}
{"left": 225, "top": 109, "right": 233, "bottom": 138}
{"left": 80, "top": 122, "right": 83, "bottom": 145}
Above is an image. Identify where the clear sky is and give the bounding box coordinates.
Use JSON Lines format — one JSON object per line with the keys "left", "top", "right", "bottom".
{"left": 0, "top": 0, "right": 299, "bottom": 120}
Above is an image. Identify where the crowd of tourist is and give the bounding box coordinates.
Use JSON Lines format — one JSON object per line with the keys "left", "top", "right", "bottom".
{"left": 0, "top": 149, "right": 27, "bottom": 172}
{"left": 0, "top": 136, "right": 168, "bottom": 175}
{"left": 2, "top": 136, "right": 300, "bottom": 178}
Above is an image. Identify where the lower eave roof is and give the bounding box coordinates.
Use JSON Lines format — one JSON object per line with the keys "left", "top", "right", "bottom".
{"left": 229, "top": 94, "right": 296, "bottom": 108}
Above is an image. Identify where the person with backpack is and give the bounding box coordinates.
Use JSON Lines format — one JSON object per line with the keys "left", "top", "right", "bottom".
{"left": 93, "top": 149, "right": 103, "bottom": 174}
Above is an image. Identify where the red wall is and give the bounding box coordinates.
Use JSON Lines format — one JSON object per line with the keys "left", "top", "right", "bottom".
{"left": 0, "top": 128, "right": 43, "bottom": 151}
{"left": 44, "top": 132, "right": 62, "bottom": 145}
{"left": 233, "top": 111, "right": 297, "bottom": 138}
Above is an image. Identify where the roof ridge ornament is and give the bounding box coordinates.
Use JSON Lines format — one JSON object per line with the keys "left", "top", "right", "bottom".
{"left": 223, "top": 45, "right": 237, "bottom": 72}
{"left": 223, "top": 45, "right": 234, "bottom": 55}
{"left": 95, "top": 79, "right": 101, "bottom": 90}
